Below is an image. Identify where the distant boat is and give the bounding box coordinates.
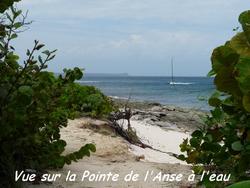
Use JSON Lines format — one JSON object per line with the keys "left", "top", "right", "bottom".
{"left": 168, "top": 58, "right": 193, "bottom": 85}
{"left": 169, "top": 57, "right": 175, "bottom": 85}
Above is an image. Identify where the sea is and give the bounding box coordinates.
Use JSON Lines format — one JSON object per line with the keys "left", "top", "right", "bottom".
{"left": 78, "top": 76, "right": 215, "bottom": 111}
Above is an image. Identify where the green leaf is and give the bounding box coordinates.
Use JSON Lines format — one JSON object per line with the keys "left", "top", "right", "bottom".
{"left": 48, "top": 54, "right": 56, "bottom": 61}
{"left": 239, "top": 10, "right": 250, "bottom": 43}
{"left": 226, "top": 180, "right": 250, "bottom": 188}
{"left": 10, "top": 33, "right": 17, "bottom": 40}
{"left": 211, "top": 45, "right": 239, "bottom": 73}
{"left": 26, "top": 49, "right": 31, "bottom": 56}
{"left": 14, "top": 10, "right": 22, "bottom": 18}
{"left": 36, "top": 44, "right": 45, "bottom": 50}
{"left": 207, "top": 69, "right": 216, "bottom": 77}
{"left": 190, "top": 137, "right": 201, "bottom": 147}
{"left": 232, "top": 141, "right": 244, "bottom": 151}
{"left": 38, "top": 55, "right": 43, "bottom": 64}
{"left": 42, "top": 50, "right": 50, "bottom": 56}
{"left": 18, "top": 86, "right": 33, "bottom": 99}
{"left": 235, "top": 58, "right": 250, "bottom": 94}
{"left": 13, "top": 22, "right": 22, "bottom": 29}
{"left": 73, "top": 67, "right": 83, "bottom": 80}
{"left": 191, "top": 130, "right": 203, "bottom": 138}
{"left": 246, "top": 144, "right": 250, "bottom": 150}
{"left": 209, "top": 92, "right": 223, "bottom": 107}
{"left": 177, "top": 154, "right": 186, "bottom": 161}
{"left": 0, "top": 25, "right": 6, "bottom": 37}
{"left": 17, "top": 85, "right": 33, "bottom": 105}
{"left": 230, "top": 32, "right": 250, "bottom": 57}
{"left": 201, "top": 142, "right": 221, "bottom": 152}
{"left": 209, "top": 97, "right": 221, "bottom": 107}
{"left": 242, "top": 94, "right": 250, "bottom": 112}
{"left": 214, "top": 67, "right": 241, "bottom": 97}
{"left": 0, "top": 0, "right": 21, "bottom": 13}
{"left": 211, "top": 107, "right": 223, "bottom": 121}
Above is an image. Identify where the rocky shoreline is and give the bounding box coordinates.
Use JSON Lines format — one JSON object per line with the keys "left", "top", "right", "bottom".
{"left": 112, "top": 98, "right": 207, "bottom": 132}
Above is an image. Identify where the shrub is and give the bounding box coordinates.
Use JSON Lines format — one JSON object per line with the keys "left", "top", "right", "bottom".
{"left": 178, "top": 10, "right": 250, "bottom": 188}
{"left": 62, "top": 83, "right": 113, "bottom": 118}
{"left": 0, "top": 6, "right": 112, "bottom": 187}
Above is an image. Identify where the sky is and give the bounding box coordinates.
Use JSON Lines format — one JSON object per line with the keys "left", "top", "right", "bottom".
{"left": 14, "top": 0, "right": 250, "bottom": 76}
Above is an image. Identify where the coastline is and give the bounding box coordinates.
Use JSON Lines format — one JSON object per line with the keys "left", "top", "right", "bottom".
{"left": 26, "top": 99, "right": 206, "bottom": 188}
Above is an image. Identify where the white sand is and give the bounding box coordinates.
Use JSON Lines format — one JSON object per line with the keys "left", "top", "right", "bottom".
{"left": 26, "top": 118, "right": 192, "bottom": 188}
{"left": 118, "top": 120, "right": 190, "bottom": 164}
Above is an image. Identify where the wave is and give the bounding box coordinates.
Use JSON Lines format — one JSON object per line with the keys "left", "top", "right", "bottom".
{"left": 109, "top": 96, "right": 129, "bottom": 100}
{"left": 76, "top": 80, "right": 101, "bottom": 83}
{"left": 169, "top": 82, "right": 194, "bottom": 85}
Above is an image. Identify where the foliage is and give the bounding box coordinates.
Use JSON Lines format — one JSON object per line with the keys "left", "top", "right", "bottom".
{"left": 226, "top": 180, "right": 250, "bottom": 188}
{"left": 0, "top": 0, "right": 20, "bottom": 13}
{"left": 63, "top": 83, "right": 113, "bottom": 118}
{"left": 0, "top": 6, "right": 112, "bottom": 187}
{"left": 178, "top": 10, "right": 250, "bottom": 187}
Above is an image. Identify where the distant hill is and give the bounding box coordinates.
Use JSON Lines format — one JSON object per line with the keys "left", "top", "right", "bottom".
{"left": 53, "top": 72, "right": 129, "bottom": 77}
{"left": 84, "top": 73, "right": 129, "bottom": 77}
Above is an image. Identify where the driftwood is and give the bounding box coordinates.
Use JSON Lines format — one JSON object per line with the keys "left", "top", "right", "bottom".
{"left": 109, "top": 106, "right": 132, "bottom": 129}
{"left": 108, "top": 108, "right": 175, "bottom": 157}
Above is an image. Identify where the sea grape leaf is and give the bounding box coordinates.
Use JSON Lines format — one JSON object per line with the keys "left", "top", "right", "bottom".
{"left": 190, "top": 137, "right": 201, "bottom": 148}
{"left": 177, "top": 154, "right": 186, "bottom": 161}
{"left": 211, "top": 45, "right": 239, "bottom": 73}
{"left": 211, "top": 107, "right": 223, "bottom": 121}
{"left": 204, "top": 134, "right": 213, "bottom": 142}
{"left": 214, "top": 67, "right": 241, "bottom": 97}
{"left": 191, "top": 130, "right": 203, "bottom": 138}
{"left": 235, "top": 58, "right": 250, "bottom": 94}
{"left": 207, "top": 69, "right": 216, "bottom": 77}
{"left": 186, "top": 151, "right": 199, "bottom": 163}
{"left": 230, "top": 32, "right": 250, "bottom": 57}
{"left": 201, "top": 142, "right": 221, "bottom": 152}
{"left": 232, "top": 141, "right": 244, "bottom": 151}
{"left": 207, "top": 128, "right": 223, "bottom": 142}
{"left": 208, "top": 91, "right": 222, "bottom": 107}
{"left": 209, "top": 97, "right": 221, "bottom": 107}
{"left": 239, "top": 11, "right": 250, "bottom": 43}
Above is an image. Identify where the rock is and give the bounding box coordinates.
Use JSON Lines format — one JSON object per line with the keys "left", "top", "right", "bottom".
{"left": 159, "top": 113, "right": 167, "bottom": 117}
{"left": 150, "top": 117, "right": 159, "bottom": 122}
{"left": 155, "top": 121, "right": 173, "bottom": 128}
{"left": 135, "top": 155, "right": 145, "bottom": 161}
{"left": 163, "top": 105, "right": 176, "bottom": 111}
{"left": 149, "top": 102, "right": 161, "bottom": 106}
{"left": 150, "top": 106, "right": 163, "bottom": 112}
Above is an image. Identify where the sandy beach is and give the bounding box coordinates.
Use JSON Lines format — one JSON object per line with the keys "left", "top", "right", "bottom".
{"left": 26, "top": 101, "right": 205, "bottom": 188}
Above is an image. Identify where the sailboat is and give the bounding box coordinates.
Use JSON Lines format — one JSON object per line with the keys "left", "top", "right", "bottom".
{"left": 169, "top": 57, "right": 175, "bottom": 85}
{"left": 168, "top": 58, "right": 193, "bottom": 85}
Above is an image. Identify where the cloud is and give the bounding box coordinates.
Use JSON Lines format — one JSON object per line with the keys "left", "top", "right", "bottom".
{"left": 15, "top": 0, "right": 250, "bottom": 76}
{"left": 21, "top": 0, "right": 249, "bottom": 25}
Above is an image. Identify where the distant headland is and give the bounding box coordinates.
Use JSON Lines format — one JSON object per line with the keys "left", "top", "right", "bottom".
{"left": 84, "top": 73, "right": 129, "bottom": 77}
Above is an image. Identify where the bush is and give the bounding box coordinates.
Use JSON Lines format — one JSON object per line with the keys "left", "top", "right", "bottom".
{"left": 0, "top": 6, "right": 112, "bottom": 187}
{"left": 62, "top": 83, "right": 113, "bottom": 118}
{"left": 178, "top": 10, "right": 250, "bottom": 187}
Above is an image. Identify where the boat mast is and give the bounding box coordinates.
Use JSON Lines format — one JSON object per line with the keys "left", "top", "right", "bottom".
{"left": 171, "top": 57, "right": 174, "bottom": 83}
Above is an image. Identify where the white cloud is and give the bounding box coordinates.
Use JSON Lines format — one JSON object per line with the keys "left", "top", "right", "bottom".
{"left": 20, "top": 0, "right": 249, "bottom": 25}
{"left": 15, "top": 0, "right": 250, "bottom": 76}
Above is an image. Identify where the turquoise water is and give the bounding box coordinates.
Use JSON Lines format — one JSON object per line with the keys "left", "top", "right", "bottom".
{"left": 78, "top": 76, "right": 215, "bottom": 110}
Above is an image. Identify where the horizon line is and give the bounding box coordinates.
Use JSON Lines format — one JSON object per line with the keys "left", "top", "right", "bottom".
{"left": 84, "top": 73, "right": 209, "bottom": 77}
